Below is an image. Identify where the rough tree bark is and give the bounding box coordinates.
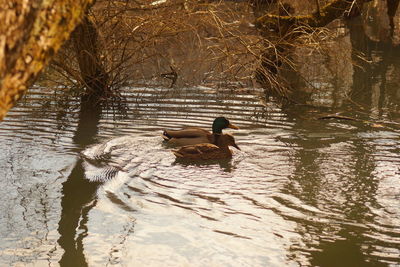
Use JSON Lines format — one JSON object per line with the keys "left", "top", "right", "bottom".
{"left": 387, "top": 0, "right": 400, "bottom": 37}
{"left": 72, "top": 15, "right": 108, "bottom": 101}
{"left": 0, "top": 0, "right": 95, "bottom": 121}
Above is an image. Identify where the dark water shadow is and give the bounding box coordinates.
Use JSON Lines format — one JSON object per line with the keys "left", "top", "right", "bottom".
{"left": 57, "top": 99, "right": 103, "bottom": 267}
{"left": 309, "top": 229, "right": 388, "bottom": 267}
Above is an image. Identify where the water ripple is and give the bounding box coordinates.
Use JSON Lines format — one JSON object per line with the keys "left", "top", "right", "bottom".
{"left": 1, "top": 86, "right": 400, "bottom": 266}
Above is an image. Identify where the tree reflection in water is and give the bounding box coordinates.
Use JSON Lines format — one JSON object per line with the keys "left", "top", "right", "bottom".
{"left": 282, "top": 13, "right": 400, "bottom": 265}
{"left": 57, "top": 99, "right": 102, "bottom": 267}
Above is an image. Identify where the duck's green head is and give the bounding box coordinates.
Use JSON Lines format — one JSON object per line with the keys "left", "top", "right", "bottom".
{"left": 212, "top": 117, "right": 239, "bottom": 134}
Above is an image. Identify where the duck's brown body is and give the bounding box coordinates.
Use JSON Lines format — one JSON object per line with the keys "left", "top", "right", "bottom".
{"left": 173, "top": 143, "right": 233, "bottom": 160}
{"left": 172, "top": 133, "right": 240, "bottom": 160}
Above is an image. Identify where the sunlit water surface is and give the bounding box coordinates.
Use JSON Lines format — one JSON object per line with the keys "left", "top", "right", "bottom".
{"left": 0, "top": 87, "right": 399, "bottom": 266}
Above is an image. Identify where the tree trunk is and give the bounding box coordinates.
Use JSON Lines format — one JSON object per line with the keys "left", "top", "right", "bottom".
{"left": 73, "top": 16, "right": 108, "bottom": 101}
{"left": 0, "top": 0, "right": 95, "bottom": 121}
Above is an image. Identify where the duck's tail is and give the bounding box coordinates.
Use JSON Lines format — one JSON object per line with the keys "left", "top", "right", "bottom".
{"left": 172, "top": 150, "right": 184, "bottom": 158}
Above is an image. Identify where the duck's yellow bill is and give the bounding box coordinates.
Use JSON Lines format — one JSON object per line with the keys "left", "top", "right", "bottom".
{"left": 228, "top": 123, "right": 239, "bottom": 130}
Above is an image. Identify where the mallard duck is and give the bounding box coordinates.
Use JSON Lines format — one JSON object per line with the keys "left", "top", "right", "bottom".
{"left": 172, "top": 133, "right": 240, "bottom": 160}
{"left": 162, "top": 117, "right": 239, "bottom": 146}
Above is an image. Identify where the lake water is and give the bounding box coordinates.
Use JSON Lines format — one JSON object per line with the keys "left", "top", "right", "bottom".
{"left": 0, "top": 83, "right": 399, "bottom": 266}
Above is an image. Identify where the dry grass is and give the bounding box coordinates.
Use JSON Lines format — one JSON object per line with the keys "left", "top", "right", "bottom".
{"left": 43, "top": 0, "right": 335, "bottom": 99}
